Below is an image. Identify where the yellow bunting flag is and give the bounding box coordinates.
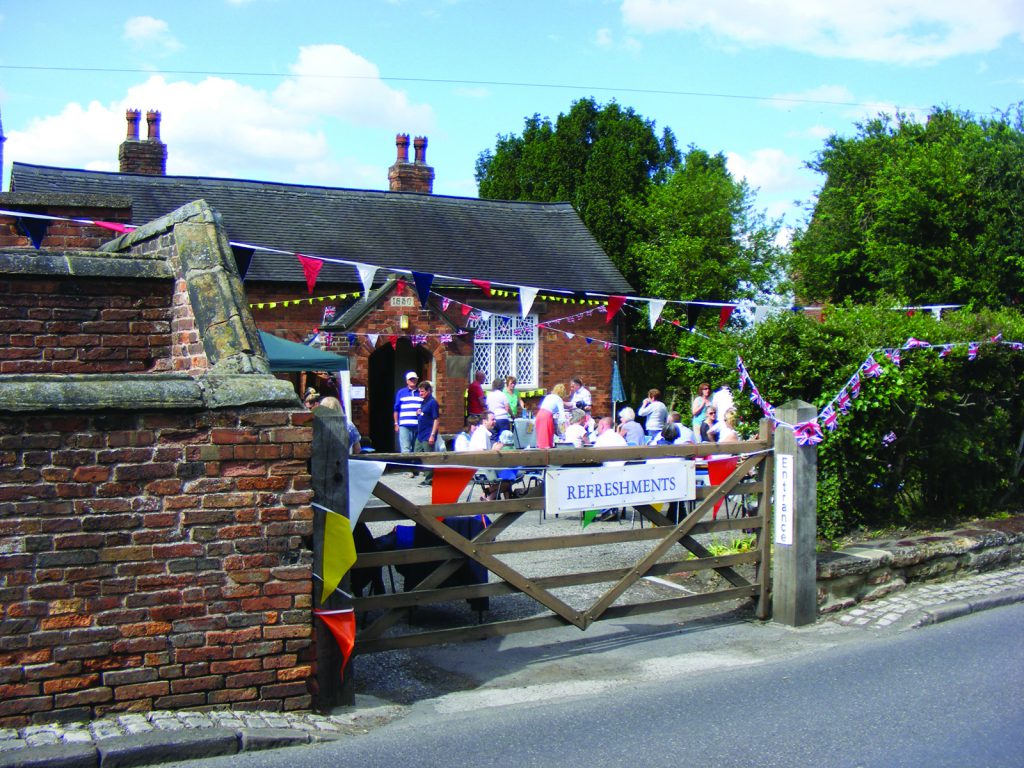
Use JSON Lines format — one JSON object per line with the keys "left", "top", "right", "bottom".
{"left": 321, "top": 508, "right": 357, "bottom": 604}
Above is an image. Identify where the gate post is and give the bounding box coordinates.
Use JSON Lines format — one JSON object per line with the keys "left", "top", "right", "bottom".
{"left": 311, "top": 408, "right": 354, "bottom": 709}
{"left": 771, "top": 399, "right": 818, "bottom": 626}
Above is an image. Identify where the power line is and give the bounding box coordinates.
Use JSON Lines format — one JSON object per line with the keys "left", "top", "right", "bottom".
{"left": 0, "top": 63, "right": 915, "bottom": 111}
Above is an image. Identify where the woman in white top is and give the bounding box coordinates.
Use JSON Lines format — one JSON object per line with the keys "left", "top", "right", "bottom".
{"left": 709, "top": 408, "right": 740, "bottom": 443}
{"left": 637, "top": 388, "right": 668, "bottom": 440}
{"left": 486, "top": 378, "right": 511, "bottom": 436}
{"left": 535, "top": 383, "right": 567, "bottom": 449}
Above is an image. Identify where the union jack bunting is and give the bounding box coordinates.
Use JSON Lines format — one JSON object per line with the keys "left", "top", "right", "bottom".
{"left": 793, "top": 420, "right": 824, "bottom": 446}
{"left": 748, "top": 387, "right": 761, "bottom": 406}
{"left": 439, "top": 334, "right": 453, "bottom": 344}
{"left": 442, "top": 297, "right": 452, "bottom": 311}
{"left": 862, "top": 355, "right": 883, "bottom": 378}
{"left": 939, "top": 344, "right": 953, "bottom": 358}
{"left": 836, "top": 389, "right": 851, "bottom": 414}
{"left": 991, "top": 333, "right": 1003, "bottom": 343}
{"left": 884, "top": 349, "right": 901, "bottom": 366}
{"left": 411, "top": 334, "right": 428, "bottom": 346}
{"left": 881, "top": 431, "right": 897, "bottom": 446}
{"left": 904, "top": 337, "right": 930, "bottom": 349}
{"left": 968, "top": 342, "right": 979, "bottom": 361}
{"left": 820, "top": 405, "right": 838, "bottom": 431}
{"left": 1011, "top": 342, "right": 1023, "bottom": 351}
{"left": 850, "top": 372, "right": 861, "bottom": 398}
{"left": 761, "top": 402, "right": 775, "bottom": 420}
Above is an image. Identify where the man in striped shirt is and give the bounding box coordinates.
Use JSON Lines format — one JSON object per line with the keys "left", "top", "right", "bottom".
{"left": 393, "top": 371, "right": 421, "bottom": 454}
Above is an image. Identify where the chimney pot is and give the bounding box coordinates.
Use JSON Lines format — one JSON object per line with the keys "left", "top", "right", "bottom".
{"left": 413, "top": 136, "right": 427, "bottom": 164}
{"left": 146, "top": 110, "right": 162, "bottom": 141}
{"left": 125, "top": 109, "right": 141, "bottom": 140}
{"left": 395, "top": 133, "right": 410, "bottom": 162}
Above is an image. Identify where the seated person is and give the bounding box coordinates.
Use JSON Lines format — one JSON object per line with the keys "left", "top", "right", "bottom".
{"left": 660, "top": 422, "right": 696, "bottom": 446}
{"left": 563, "top": 409, "right": 591, "bottom": 447}
{"left": 617, "top": 407, "right": 646, "bottom": 446}
{"left": 593, "top": 416, "right": 628, "bottom": 447}
{"left": 454, "top": 414, "right": 480, "bottom": 452}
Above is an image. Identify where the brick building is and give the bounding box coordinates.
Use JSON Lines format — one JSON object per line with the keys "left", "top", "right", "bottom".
{"left": 8, "top": 112, "right": 633, "bottom": 450}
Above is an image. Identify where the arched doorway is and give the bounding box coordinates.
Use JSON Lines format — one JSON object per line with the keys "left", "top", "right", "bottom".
{"left": 367, "top": 340, "right": 431, "bottom": 452}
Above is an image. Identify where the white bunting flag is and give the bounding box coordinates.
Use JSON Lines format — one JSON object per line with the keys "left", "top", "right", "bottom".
{"left": 356, "top": 263, "right": 377, "bottom": 300}
{"left": 647, "top": 299, "right": 667, "bottom": 329}
{"left": 347, "top": 461, "right": 386, "bottom": 526}
{"left": 520, "top": 286, "right": 538, "bottom": 317}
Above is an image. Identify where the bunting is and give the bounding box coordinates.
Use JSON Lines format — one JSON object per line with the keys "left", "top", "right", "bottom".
{"left": 297, "top": 253, "right": 323, "bottom": 294}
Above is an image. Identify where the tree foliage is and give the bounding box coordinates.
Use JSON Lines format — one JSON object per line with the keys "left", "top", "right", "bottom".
{"left": 475, "top": 97, "right": 680, "bottom": 285}
{"left": 790, "top": 106, "right": 1024, "bottom": 308}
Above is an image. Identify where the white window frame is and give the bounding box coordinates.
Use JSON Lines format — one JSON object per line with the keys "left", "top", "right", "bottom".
{"left": 469, "top": 313, "right": 539, "bottom": 388}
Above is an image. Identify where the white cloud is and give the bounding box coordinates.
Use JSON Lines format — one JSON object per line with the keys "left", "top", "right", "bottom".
{"left": 274, "top": 45, "right": 434, "bottom": 131}
{"left": 122, "top": 16, "right": 182, "bottom": 54}
{"left": 621, "top": 0, "right": 1024, "bottom": 64}
{"left": 726, "top": 148, "right": 814, "bottom": 221}
{"left": 5, "top": 45, "right": 436, "bottom": 188}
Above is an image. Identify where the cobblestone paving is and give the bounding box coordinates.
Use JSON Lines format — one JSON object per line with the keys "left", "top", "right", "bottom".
{"left": 829, "top": 564, "right": 1024, "bottom": 630}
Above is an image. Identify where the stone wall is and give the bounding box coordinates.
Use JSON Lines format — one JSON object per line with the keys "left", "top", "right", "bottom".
{"left": 816, "top": 517, "right": 1024, "bottom": 613}
{"left": 0, "top": 201, "right": 316, "bottom": 726}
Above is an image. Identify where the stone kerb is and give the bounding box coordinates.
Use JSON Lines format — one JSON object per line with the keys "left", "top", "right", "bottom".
{"left": 816, "top": 518, "right": 1024, "bottom": 613}
{"left": 0, "top": 200, "right": 317, "bottom": 725}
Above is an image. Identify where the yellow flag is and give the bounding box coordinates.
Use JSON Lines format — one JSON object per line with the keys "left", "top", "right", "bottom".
{"left": 322, "top": 510, "right": 357, "bottom": 603}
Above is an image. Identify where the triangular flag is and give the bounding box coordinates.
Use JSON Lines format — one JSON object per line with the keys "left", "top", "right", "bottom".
{"left": 605, "top": 295, "right": 626, "bottom": 323}
{"left": 321, "top": 509, "right": 357, "bottom": 603}
{"left": 412, "top": 271, "right": 435, "bottom": 308}
{"left": 442, "top": 297, "right": 451, "bottom": 311}
{"left": 395, "top": 279, "right": 406, "bottom": 295}
{"left": 346, "top": 333, "right": 356, "bottom": 346}
{"left": 581, "top": 510, "right": 601, "bottom": 529}
{"left": 431, "top": 467, "right": 477, "bottom": 505}
{"left": 461, "top": 304, "right": 472, "bottom": 316}
{"left": 297, "top": 254, "right": 323, "bottom": 294}
{"left": 231, "top": 246, "right": 255, "bottom": 280}
{"left": 520, "top": 286, "right": 539, "bottom": 317}
{"left": 719, "top": 306, "right": 735, "bottom": 330}
{"left": 16, "top": 217, "right": 49, "bottom": 249}
{"left": 356, "top": 263, "right": 377, "bottom": 299}
{"left": 686, "top": 304, "right": 702, "bottom": 330}
{"left": 347, "top": 460, "right": 386, "bottom": 526}
{"left": 647, "top": 299, "right": 666, "bottom": 329}
{"left": 389, "top": 335, "right": 398, "bottom": 349}
{"left": 470, "top": 279, "right": 492, "bottom": 297}
{"left": 314, "top": 609, "right": 356, "bottom": 671}
{"left": 479, "top": 311, "right": 492, "bottom": 323}
{"left": 367, "top": 333, "right": 379, "bottom": 348}
{"left": 92, "top": 220, "right": 134, "bottom": 234}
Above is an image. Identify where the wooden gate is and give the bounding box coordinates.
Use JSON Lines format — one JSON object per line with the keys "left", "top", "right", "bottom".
{"left": 341, "top": 419, "right": 774, "bottom": 654}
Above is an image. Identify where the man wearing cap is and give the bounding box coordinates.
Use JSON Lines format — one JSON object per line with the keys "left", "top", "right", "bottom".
{"left": 394, "top": 371, "right": 422, "bottom": 454}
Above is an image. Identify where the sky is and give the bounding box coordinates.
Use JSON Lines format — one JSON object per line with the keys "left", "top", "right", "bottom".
{"left": 1, "top": 0, "right": 1022, "bottom": 237}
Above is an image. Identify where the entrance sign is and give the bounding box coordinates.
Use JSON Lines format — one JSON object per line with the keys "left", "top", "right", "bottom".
{"left": 774, "top": 453, "right": 794, "bottom": 545}
{"left": 546, "top": 460, "right": 695, "bottom": 513}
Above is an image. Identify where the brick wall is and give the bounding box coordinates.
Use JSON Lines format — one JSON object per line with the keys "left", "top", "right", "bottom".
{"left": 0, "top": 408, "right": 314, "bottom": 725}
{"left": 0, "top": 275, "right": 172, "bottom": 375}
{"left": 0, "top": 200, "right": 132, "bottom": 252}
{"left": 0, "top": 200, "right": 314, "bottom": 725}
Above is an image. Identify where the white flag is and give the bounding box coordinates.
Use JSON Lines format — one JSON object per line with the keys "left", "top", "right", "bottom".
{"left": 348, "top": 461, "right": 386, "bottom": 527}
{"left": 647, "top": 299, "right": 667, "bottom": 329}
{"left": 356, "top": 263, "right": 377, "bottom": 300}
{"left": 520, "top": 286, "right": 538, "bottom": 317}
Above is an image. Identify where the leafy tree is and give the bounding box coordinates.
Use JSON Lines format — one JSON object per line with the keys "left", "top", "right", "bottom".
{"left": 619, "top": 148, "right": 782, "bottom": 401}
{"left": 475, "top": 97, "right": 680, "bottom": 285}
{"left": 790, "top": 106, "right": 1024, "bottom": 309}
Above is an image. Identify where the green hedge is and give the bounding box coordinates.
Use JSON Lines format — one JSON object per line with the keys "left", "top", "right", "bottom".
{"left": 683, "top": 304, "right": 1024, "bottom": 540}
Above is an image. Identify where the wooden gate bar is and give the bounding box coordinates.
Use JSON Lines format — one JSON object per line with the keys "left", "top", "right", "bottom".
{"left": 582, "top": 454, "right": 763, "bottom": 626}
{"left": 373, "top": 482, "right": 588, "bottom": 628}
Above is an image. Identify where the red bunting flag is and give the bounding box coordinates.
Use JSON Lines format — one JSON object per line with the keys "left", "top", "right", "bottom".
{"left": 314, "top": 609, "right": 356, "bottom": 671}
{"left": 389, "top": 335, "right": 398, "bottom": 349}
{"left": 470, "top": 279, "right": 492, "bottom": 297}
{"left": 93, "top": 220, "right": 135, "bottom": 234}
{"left": 605, "top": 295, "right": 626, "bottom": 323}
{"left": 395, "top": 279, "right": 406, "bottom": 295}
{"left": 296, "top": 254, "right": 323, "bottom": 294}
{"left": 719, "top": 306, "right": 735, "bottom": 330}
{"left": 461, "top": 304, "right": 472, "bottom": 316}
{"left": 431, "top": 467, "right": 477, "bottom": 505}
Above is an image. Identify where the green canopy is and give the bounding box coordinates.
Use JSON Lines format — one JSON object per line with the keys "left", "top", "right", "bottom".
{"left": 258, "top": 331, "right": 349, "bottom": 373}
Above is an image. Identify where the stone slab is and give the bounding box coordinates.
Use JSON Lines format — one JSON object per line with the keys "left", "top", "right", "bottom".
{"left": 0, "top": 742, "right": 97, "bottom": 768}
{"left": 96, "top": 728, "right": 237, "bottom": 768}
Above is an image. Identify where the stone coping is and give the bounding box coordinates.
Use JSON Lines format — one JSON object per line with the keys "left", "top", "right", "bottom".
{"left": 0, "top": 250, "right": 170, "bottom": 279}
{"left": 0, "top": 373, "right": 299, "bottom": 411}
{"left": 816, "top": 516, "right": 1024, "bottom": 613}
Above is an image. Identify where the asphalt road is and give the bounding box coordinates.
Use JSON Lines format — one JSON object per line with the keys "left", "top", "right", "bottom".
{"left": 167, "top": 603, "right": 1024, "bottom": 768}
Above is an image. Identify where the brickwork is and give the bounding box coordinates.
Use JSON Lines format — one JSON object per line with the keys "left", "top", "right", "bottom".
{"left": 0, "top": 408, "right": 314, "bottom": 726}
{"left": 0, "top": 205, "right": 132, "bottom": 251}
{"left": 0, "top": 200, "right": 313, "bottom": 725}
{"left": 0, "top": 275, "right": 172, "bottom": 375}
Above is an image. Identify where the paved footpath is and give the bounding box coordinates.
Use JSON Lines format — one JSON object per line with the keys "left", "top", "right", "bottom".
{"left": 2, "top": 564, "right": 1023, "bottom": 768}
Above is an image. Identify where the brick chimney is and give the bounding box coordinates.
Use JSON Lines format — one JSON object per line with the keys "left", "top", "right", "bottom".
{"left": 118, "top": 108, "right": 167, "bottom": 175}
{"left": 387, "top": 133, "right": 434, "bottom": 193}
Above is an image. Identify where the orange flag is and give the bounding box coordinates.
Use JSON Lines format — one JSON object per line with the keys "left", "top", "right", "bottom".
{"left": 431, "top": 467, "right": 477, "bottom": 505}
{"left": 314, "top": 608, "right": 356, "bottom": 671}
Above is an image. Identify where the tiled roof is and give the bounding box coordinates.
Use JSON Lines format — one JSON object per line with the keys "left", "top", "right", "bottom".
{"left": 11, "top": 163, "right": 633, "bottom": 294}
